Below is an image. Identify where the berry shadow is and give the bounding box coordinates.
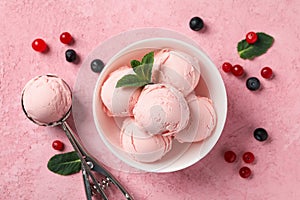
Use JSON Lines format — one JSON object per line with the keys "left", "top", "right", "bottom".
{"left": 41, "top": 46, "right": 50, "bottom": 54}
{"left": 199, "top": 25, "right": 208, "bottom": 33}
{"left": 72, "top": 54, "right": 81, "bottom": 65}
{"left": 193, "top": 25, "right": 209, "bottom": 34}
{"left": 68, "top": 39, "right": 75, "bottom": 46}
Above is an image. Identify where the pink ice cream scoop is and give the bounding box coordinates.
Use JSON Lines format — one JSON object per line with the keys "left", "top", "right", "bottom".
{"left": 21, "top": 75, "right": 72, "bottom": 126}
{"left": 152, "top": 49, "right": 200, "bottom": 96}
{"left": 174, "top": 94, "right": 217, "bottom": 143}
{"left": 100, "top": 66, "right": 142, "bottom": 117}
{"left": 120, "top": 118, "right": 173, "bottom": 163}
{"left": 133, "top": 83, "right": 190, "bottom": 136}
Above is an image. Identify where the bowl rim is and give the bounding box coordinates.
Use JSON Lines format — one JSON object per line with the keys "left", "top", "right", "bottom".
{"left": 93, "top": 37, "right": 227, "bottom": 172}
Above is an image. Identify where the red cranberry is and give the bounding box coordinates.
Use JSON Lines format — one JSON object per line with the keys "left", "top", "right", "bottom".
{"left": 231, "top": 64, "right": 244, "bottom": 76}
{"left": 246, "top": 32, "right": 258, "bottom": 44}
{"left": 222, "top": 62, "right": 232, "bottom": 73}
{"left": 32, "top": 38, "right": 47, "bottom": 52}
{"left": 239, "top": 166, "right": 252, "bottom": 178}
{"left": 52, "top": 140, "right": 64, "bottom": 151}
{"left": 243, "top": 152, "right": 255, "bottom": 163}
{"left": 60, "top": 32, "right": 73, "bottom": 44}
{"left": 261, "top": 67, "right": 273, "bottom": 79}
{"left": 224, "top": 151, "right": 236, "bottom": 163}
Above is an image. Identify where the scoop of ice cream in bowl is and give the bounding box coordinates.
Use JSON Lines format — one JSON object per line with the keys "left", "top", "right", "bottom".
{"left": 93, "top": 38, "right": 227, "bottom": 172}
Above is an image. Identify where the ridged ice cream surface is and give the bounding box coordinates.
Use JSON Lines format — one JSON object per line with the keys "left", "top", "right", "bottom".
{"left": 100, "top": 66, "right": 142, "bottom": 117}
{"left": 152, "top": 49, "right": 200, "bottom": 96}
{"left": 120, "top": 118, "right": 173, "bottom": 163}
{"left": 22, "top": 75, "right": 72, "bottom": 125}
{"left": 133, "top": 83, "right": 190, "bottom": 135}
{"left": 175, "top": 94, "right": 217, "bottom": 143}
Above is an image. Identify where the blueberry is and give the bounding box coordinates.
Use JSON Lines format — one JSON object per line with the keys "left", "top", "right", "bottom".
{"left": 65, "top": 49, "right": 77, "bottom": 62}
{"left": 246, "top": 77, "right": 260, "bottom": 91}
{"left": 91, "top": 59, "right": 104, "bottom": 73}
{"left": 254, "top": 128, "right": 268, "bottom": 141}
{"left": 189, "top": 17, "right": 204, "bottom": 31}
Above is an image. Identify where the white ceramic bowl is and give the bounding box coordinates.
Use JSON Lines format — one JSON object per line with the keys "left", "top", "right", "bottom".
{"left": 93, "top": 38, "right": 227, "bottom": 172}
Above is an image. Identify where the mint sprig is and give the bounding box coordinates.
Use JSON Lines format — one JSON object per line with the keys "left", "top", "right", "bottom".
{"left": 237, "top": 32, "right": 274, "bottom": 59}
{"left": 116, "top": 51, "right": 154, "bottom": 88}
{"left": 130, "top": 60, "right": 141, "bottom": 69}
{"left": 47, "top": 151, "right": 81, "bottom": 176}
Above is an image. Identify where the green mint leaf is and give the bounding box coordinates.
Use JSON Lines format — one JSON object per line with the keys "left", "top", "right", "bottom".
{"left": 116, "top": 74, "right": 148, "bottom": 88}
{"left": 131, "top": 60, "right": 141, "bottom": 69}
{"left": 143, "top": 63, "right": 153, "bottom": 82}
{"left": 141, "top": 51, "right": 154, "bottom": 65}
{"left": 117, "top": 51, "right": 154, "bottom": 88}
{"left": 134, "top": 65, "right": 146, "bottom": 79}
{"left": 134, "top": 64, "right": 153, "bottom": 82}
{"left": 47, "top": 151, "right": 81, "bottom": 176}
{"left": 135, "top": 51, "right": 154, "bottom": 81}
{"left": 237, "top": 32, "right": 274, "bottom": 59}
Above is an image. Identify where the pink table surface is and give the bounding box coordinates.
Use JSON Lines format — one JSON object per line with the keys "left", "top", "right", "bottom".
{"left": 1, "top": 0, "right": 300, "bottom": 199}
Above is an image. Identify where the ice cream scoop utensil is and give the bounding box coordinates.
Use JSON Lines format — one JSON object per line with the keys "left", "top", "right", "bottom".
{"left": 61, "top": 121, "right": 108, "bottom": 200}
{"left": 62, "top": 122, "right": 134, "bottom": 200}
{"left": 21, "top": 75, "right": 134, "bottom": 200}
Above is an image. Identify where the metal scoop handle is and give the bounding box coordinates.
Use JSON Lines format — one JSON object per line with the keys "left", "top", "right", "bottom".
{"left": 61, "top": 122, "right": 108, "bottom": 200}
{"left": 87, "top": 156, "right": 134, "bottom": 200}
{"left": 61, "top": 122, "right": 134, "bottom": 200}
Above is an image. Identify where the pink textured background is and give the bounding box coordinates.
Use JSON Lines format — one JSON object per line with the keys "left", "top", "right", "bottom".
{"left": 1, "top": 0, "right": 300, "bottom": 199}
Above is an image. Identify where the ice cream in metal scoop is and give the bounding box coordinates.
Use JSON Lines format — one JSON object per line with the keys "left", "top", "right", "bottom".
{"left": 21, "top": 74, "right": 72, "bottom": 126}
{"left": 21, "top": 75, "right": 134, "bottom": 200}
